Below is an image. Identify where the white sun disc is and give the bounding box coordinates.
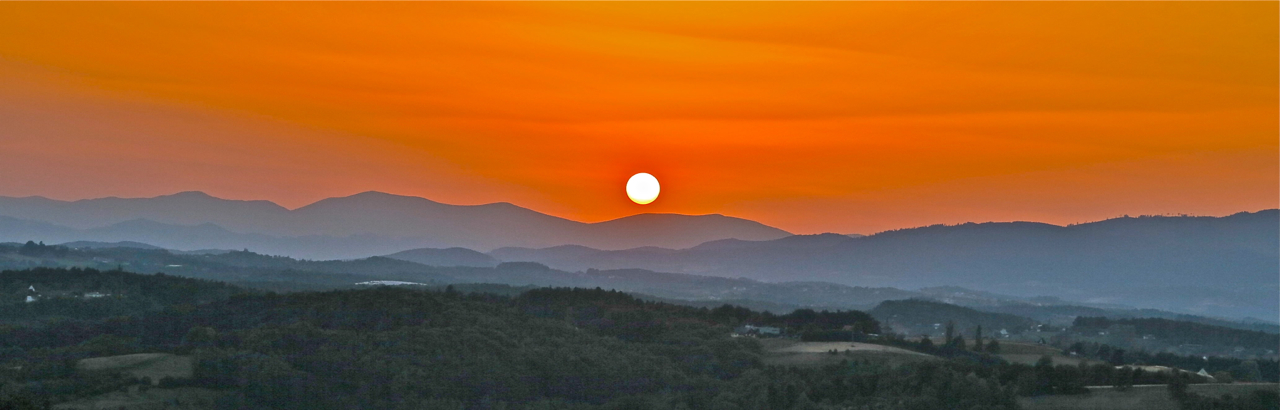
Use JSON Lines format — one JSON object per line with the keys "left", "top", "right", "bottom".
{"left": 626, "top": 173, "right": 660, "bottom": 205}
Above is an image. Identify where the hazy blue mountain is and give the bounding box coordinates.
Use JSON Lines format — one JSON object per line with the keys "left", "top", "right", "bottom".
{"left": 0, "top": 191, "right": 791, "bottom": 256}
{"left": 490, "top": 211, "right": 1280, "bottom": 320}
{"left": 914, "top": 286, "right": 1279, "bottom": 333}
{"left": 0, "top": 191, "right": 291, "bottom": 232}
{"left": 490, "top": 244, "right": 604, "bottom": 263}
{"left": 0, "top": 216, "right": 80, "bottom": 239}
{"left": 0, "top": 216, "right": 427, "bottom": 260}
{"left": 385, "top": 247, "right": 500, "bottom": 268}
{"left": 5, "top": 241, "right": 1268, "bottom": 338}
{"left": 57, "top": 240, "right": 164, "bottom": 250}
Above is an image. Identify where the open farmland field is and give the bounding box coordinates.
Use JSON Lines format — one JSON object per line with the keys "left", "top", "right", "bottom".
{"left": 1001, "top": 353, "right": 1095, "bottom": 366}
{"left": 760, "top": 339, "right": 937, "bottom": 367}
{"left": 1020, "top": 383, "right": 1280, "bottom": 410}
{"left": 998, "top": 341, "right": 1061, "bottom": 355}
{"left": 77, "top": 353, "right": 193, "bottom": 384}
{"left": 995, "top": 341, "right": 1099, "bottom": 366}
{"left": 52, "top": 386, "right": 222, "bottom": 410}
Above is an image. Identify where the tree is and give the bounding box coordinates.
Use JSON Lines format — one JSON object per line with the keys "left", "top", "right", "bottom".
{"left": 1113, "top": 366, "right": 1134, "bottom": 391}
{"left": 973, "top": 325, "right": 984, "bottom": 352}
{"left": 1168, "top": 373, "right": 1189, "bottom": 401}
{"left": 944, "top": 321, "right": 956, "bottom": 346}
{"left": 985, "top": 339, "right": 1000, "bottom": 354}
{"left": 919, "top": 337, "right": 935, "bottom": 352}
{"left": 1108, "top": 349, "right": 1126, "bottom": 366}
{"left": 1230, "top": 360, "right": 1262, "bottom": 382}
{"left": 183, "top": 326, "right": 218, "bottom": 349}
{"left": 1029, "top": 356, "right": 1055, "bottom": 396}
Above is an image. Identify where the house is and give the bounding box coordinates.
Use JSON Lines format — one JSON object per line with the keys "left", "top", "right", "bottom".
{"left": 1116, "top": 365, "right": 1215, "bottom": 382}
{"left": 733, "top": 324, "right": 782, "bottom": 337}
{"left": 25, "top": 285, "right": 39, "bottom": 303}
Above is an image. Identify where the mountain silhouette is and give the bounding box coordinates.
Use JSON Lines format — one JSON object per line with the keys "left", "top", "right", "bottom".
{"left": 384, "top": 247, "right": 500, "bottom": 268}
{"left": 490, "top": 211, "right": 1280, "bottom": 320}
{"left": 0, "top": 191, "right": 790, "bottom": 257}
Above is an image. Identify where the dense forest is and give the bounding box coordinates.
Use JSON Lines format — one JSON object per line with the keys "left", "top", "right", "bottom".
{"left": 0, "top": 268, "right": 1013, "bottom": 409}
{"left": 1, "top": 267, "right": 245, "bottom": 323}
{"left": 1062, "top": 340, "right": 1279, "bottom": 383}
{"left": 974, "top": 303, "right": 1280, "bottom": 333}
{"left": 869, "top": 299, "right": 1039, "bottom": 336}
{"left": 0, "top": 242, "right": 938, "bottom": 312}
{"left": 1071, "top": 317, "right": 1280, "bottom": 351}
{"left": 0, "top": 268, "right": 1275, "bottom": 409}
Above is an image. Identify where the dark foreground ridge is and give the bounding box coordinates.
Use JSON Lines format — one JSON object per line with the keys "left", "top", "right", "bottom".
{"left": 1, "top": 268, "right": 1276, "bottom": 409}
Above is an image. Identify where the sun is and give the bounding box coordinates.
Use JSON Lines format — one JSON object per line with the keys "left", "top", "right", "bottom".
{"left": 626, "top": 173, "right": 660, "bottom": 205}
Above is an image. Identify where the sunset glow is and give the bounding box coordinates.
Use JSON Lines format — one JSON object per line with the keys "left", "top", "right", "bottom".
{"left": 0, "top": 2, "right": 1275, "bottom": 233}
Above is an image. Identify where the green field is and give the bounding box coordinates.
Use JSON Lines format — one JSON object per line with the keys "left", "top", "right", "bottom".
{"left": 51, "top": 386, "right": 222, "bottom": 410}
{"left": 77, "top": 353, "right": 193, "bottom": 384}
{"left": 760, "top": 339, "right": 939, "bottom": 367}
{"left": 1020, "top": 383, "right": 1279, "bottom": 410}
{"left": 994, "top": 341, "right": 1101, "bottom": 366}
{"left": 997, "top": 341, "right": 1062, "bottom": 356}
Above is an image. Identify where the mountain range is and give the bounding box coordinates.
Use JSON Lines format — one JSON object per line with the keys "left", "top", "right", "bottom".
{"left": 1, "top": 191, "right": 1275, "bottom": 320}
{"left": 488, "top": 210, "right": 1280, "bottom": 320}
{"left": 0, "top": 191, "right": 790, "bottom": 259}
{"left": 5, "top": 241, "right": 1274, "bottom": 337}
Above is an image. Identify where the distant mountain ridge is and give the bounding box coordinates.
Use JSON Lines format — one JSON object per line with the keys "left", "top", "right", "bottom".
{"left": 0, "top": 191, "right": 791, "bottom": 258}
{"left": 2, "top": 191, "right": 1274, "bottom": 320}
{"left": 490, "top": 210, "right": 1280, "bottom": 320}
{"left": 384, "top": 247, "right": 499, "bottom": 268}
{"left": 8, "top": 242, "right": 1273, "bottom": 335}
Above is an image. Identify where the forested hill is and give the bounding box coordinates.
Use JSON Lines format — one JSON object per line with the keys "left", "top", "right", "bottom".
{"left": 870, "top": 299, "right": 1039, "bottom": 337}
{"left": 967, "top": 301, "right": 1280, "bottom": 333}
{"left": 0, "top": 242, "right": 920, "bottom": 313}
{"left": 1071, "top": 317, "right": 1280, "bottom": 351}
{"left": 2, "top": 267, "right": 244, "bottom": 323}
{"left": 5, "top": 241, "right": 1272, "bottom": 338}
{"left": 2, "top": 267, "right": 1276, "bottom": 409}
{"left": 0, "top": 268, "right": 1024, "bottom": 410}
{"left": 493, "top": 210, "right": 1280, "bottom": 320}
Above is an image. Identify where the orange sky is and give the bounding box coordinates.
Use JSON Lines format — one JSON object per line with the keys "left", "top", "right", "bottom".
{"left": 0, "top": 2, "right": 1275, "bottom": 234}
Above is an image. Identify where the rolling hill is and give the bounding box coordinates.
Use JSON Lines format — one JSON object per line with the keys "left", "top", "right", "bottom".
{"left": 383, "top": 247, "right": 499, "bottom": 268}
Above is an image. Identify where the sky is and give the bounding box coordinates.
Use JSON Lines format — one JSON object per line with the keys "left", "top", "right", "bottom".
{"left": 0, "top": 2, "right": 1276, "bottom": 234}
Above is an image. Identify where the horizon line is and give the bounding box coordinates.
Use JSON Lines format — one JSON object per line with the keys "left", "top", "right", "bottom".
{"left": 2, "top": 189, "right": 1276, "bottom": 238}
